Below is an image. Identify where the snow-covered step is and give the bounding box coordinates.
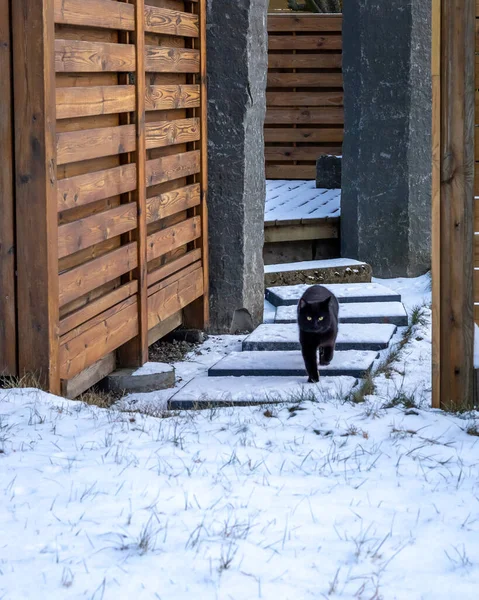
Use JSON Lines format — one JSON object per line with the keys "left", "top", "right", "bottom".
{"left": 209, "top": 350, "right": 378, "bottom": 379}
{"left": 275, "top": 301, "right": 408, "bottom": 327}
{"left": 266, "top": 282, "right": 401, "bottom": 307}
{"left": 242, "top": 323, "right": 397, "bottom": 352}
{"left": 264, "top": 258, "right": 372, "bottom": 287}
{"left": 168, "top": 375, "right": 357, "bottom": 409}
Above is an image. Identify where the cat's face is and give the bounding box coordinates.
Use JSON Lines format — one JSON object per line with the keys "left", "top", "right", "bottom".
{"left": 297, "top": 298, "right": 332, "bottom": 333}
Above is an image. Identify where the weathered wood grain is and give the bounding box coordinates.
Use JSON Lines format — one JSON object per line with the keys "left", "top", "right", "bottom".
{"left": 268, "top": 34, "right": 341, "bottom": 51}
{"left": 54, "top": 0, "right": 135, "bottom": 30}
{"left": 145, "top": 45, "right": 200, "bottom": 73}
{"left": 267, "top": 72, "right": 343, "bottom": 88}
{"left": 147, "top": 216, "right": 201, "bottom": 262}
{"left": 146, "top": 150, "right": 201, "bottom": 187}
{"left": 144, "top": 4, "right": 199, "bottom": 37}
{"left": 55, "top": 39, "right": 136, "bottom": 72}
{"left": 264, "top": 127, "right": 343, "bottom": 143}
{"left": 268, "top": 15, "right": 342, "bottom": 32}
{"left": 268, "top": 53, "right": 342, "bottom": 70}
{"left": 147, "top": 183, "right": 201, "bottom": 224}
{"left": 56, "top": 85, "right": 135, "bottom": 119}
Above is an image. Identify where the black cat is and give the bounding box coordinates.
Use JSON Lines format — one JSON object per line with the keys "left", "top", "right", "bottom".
{"left": 297, "top": 285, "right": 339, "bottom": 383}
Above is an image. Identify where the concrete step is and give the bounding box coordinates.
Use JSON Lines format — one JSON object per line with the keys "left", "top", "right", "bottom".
{"left": 208, "top": 350, "right": 378, "bottom": 379}
{"left": 266, "top": 282, "right": 401, "bottom": 307}
{"left": 275, "top": 301, "right": 408, "bottom": 327}
{"left": 242, "top": 323, "right": 397, "bottom": 352}
{"left": 168, "top": 375, "right": 357, "bottom": 410}
{"left": 264, "top": 258, "right": 372, "bottom": 287}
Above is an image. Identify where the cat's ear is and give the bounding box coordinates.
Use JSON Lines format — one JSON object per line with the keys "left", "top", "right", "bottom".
{"left": 299, "top": 299, "right": 307, "bottom": 309}
{"left": 323, "top": 297, "right": 331, "bottom": 306}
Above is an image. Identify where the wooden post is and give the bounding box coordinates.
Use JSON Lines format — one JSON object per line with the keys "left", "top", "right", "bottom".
{"left": 0, "top": 0, "right": 17, "bottom": 376}
{"left": 12, "top": 0, "right": 60, "bottom": 393}
{"left": 435, "top": 0, "right": 475, "bottom": 409}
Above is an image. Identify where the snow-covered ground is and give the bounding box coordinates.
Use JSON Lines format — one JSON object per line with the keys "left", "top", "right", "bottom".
{"left": 2, "top": 275, "right": 479, "bottom": 599}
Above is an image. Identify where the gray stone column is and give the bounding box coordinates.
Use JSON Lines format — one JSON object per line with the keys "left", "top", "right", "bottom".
{"left": 206, "top": 0, "right": 268, "bottom": 333}
{"left": 341, "top": 0, "right": 432, "bottom": 278}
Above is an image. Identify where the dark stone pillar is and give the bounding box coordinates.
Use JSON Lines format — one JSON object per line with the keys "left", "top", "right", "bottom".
{"left": 206, "top": 0, "right": 268, "bottom": 333}
{"left": 341, "top": 0, "right": 432, "bottom": 278}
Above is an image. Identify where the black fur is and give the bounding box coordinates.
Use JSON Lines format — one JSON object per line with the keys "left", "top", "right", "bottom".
{"left": 297, "top": 285, "right": 339, "bottom": 383}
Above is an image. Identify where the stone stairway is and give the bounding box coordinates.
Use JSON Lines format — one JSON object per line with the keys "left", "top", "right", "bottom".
{"left": 167, "top": 281, "right": 408, "bottom": 409}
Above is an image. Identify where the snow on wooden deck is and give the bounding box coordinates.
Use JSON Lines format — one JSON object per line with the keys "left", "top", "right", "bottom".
{"left": 265, "top": 180, "right": 340, "bottom": 224}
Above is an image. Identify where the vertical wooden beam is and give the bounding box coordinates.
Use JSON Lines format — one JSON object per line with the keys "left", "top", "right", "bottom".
{"left": 12, "top": 0, "right": 60, "bottom": 393}
{"left": 119, "top": 0, "right": 148, "bottom": 366}
{"left": 0, "top": 0, "right": 17, "bottom": 376}
{"left": 184, "top": 0, "right": 209, "bottom": 330}
{"left": 438, "top": 0, "right": 475, "bottom": 409}
{"left": 431, "top": 0, "right": 441, "bottom": 408}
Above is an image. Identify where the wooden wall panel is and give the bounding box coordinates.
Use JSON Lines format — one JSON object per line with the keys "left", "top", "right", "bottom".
{"left": 265, "top": 13, "right": 343, "bottom": 180}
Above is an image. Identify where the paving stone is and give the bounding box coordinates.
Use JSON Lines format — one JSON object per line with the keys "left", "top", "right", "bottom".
{"left": 208, "top": 350, "right": 378, "bottom": 379}
{"left": 242, "top": 323, "right": 397, "bottom": 352}
{"left": 275, "top": 302, "right": 408, "bottom": 327}
{"left": 106, "top": 364, "right": 175, "bottom": 394}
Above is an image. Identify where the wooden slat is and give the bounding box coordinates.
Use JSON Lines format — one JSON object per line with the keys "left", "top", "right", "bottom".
{"left": 58, "top": 202, "right": 137, "bottom": 258}
{"left": 57, "top": 163, "right": 137, "bottom": 211}
{"left": 145, "top": 45, "right": 200, "bottom": 73}
{"left": 56, "top": 118, "right": 200, "bottom": 164}
{"left": 147, "top": 183, "right": 201, "bottom": 224}
{"left": 59, "top": 242, "right": 138, "bottom": 307}
{"left": 438, "top": 0, "right": 475, "bottom": 408}
{"left": 265, "top": 107, "right": 344, "bottom": 125}
{"left": 146, "top": 84, "right": 200, "bottom": 110}
{"left": 60, "top": 280, "right": 138, "bottom": 336}
{"left": 146, "top": 150, "right": 201, "bottom": 187}
{"left": 0, "top": 0, "right": 16, "bottom": 375}
{"left": 266, "top": 91, "right": 343, "bottom": 107}
{"left": 148, "top": 310, "right": 182, "bottom": 346}
{"left": 148, "top": 265, "right": 203, "bottom": 330}
{"left": 61, "top": 352, "right": 116, "bottom": 399}
{"left": 148, "top": 248, "right": 202, "bottom": 287}
{"left": 264, "top": 127, "right": 343, "bottom": 143}
{"left": 475, "top": 197, "right": 479, "bottom": 231}
{"left": 147, "top": 216, "right": 201, "bottom": 262}
{"left": 266, "top": 164, "right": 316, "bottom": 179}
{"left": 12, "top": 0, "right": 60, "bottom": 392}
{"left": 59, "top": 300, "right": 138, "bottom": 379}
{"left": 268, "top": 34, "right": 342, "bottom": 51}
{"left": 268, "top": 53, "right": 342, "bottom": 70}
{"left": 267, "top": 72, "right": 343, "bottom": 88}
{"left": 144, "top": 4, "right": 199, "bottom": 37}
{"left": 268, "top": 15, "right": 342, "bottom": 33}
{"left": 265, "top": 146, "right": 341, "bottom": 162}
{"left": 56, "top": 85, "right": 135, "bottom": 120}
{"left": 264, "top": 221, "right": 339, "bottom": 244}
{"left": 55, "top": 39, "right": 135, "bottom": 72}
{"left": 54, "top": 0, "right": 135, "bottom": 30}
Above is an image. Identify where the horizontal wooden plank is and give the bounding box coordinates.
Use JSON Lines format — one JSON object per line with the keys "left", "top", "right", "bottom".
{"left": 144, "top": 4, "right": 199, "bottom": 37}
{"left": 266, "top": 91, "right": 343, "bottom": 107}
{"left": 475, "top": 198, "right": 479, "bottom": 232}
{"left": 267, "top": 72, "right": 343, "bottom": 88}
{"left": 57, "top": 163, "right": 137, "bottom": 212}
{"left": 55, "top": 39, "right": 135, "bottom": 72}
{"left": 147, "top": 183, "right": 201, "bottom": 224}
{"left": 148, "top": 310, "right": 182, "bottom": 346}
{"left": 59, "top": 242, "right": 138, "bottom": 307}
{"left": 57, "top": 118, "right": 200, "bottom": 164}
{"left": 147, "top": 215, "right": 201, "bottom": 262}
{"left": 61, "top": 352, "right": 117, "bottom": 399}
{"left": 268, "top": 15, "right": 342, "bottom": 33}
{"left": 60, "top": 280, "right": 138, "bottom": 336}
{"left": 146, "top": 84, "right": 200, "bottom": 110}
{"left": 148, "top": 248, "right": 202, "bottom": 287}
{"left": 264, "top": 127, "right": 343, "bottom": 143}
{"left": 146, "top": 150, "right": 201, "bottom": 187}
{"left": 265, "top": 107, "right": 344, "bottom": 125}
{"left": 58, "top": 202, "right": 137, "bottom": 259}
{"left": 268, "top": 53, "right": 342, "bottom": 70}
{"left": 54, "top": 0, "right": 135, "bottom": 30}
{"left": 56, "top": 85, "right": 135, "bottom": 120}
{"left": 265, "top": 146, "right": 341, "bottom": 162}
{"left": 266, "top": 164, "right": 317, "bottom": 179}
{"left": 148, "top": 265, "right": 203, "bottom": 330}
{"left": 59, "top": 300, "right": 138, "bottom": 379}
{"left": 475, "top": 269, "right": 479, "bottom": 302}
{"left": 145, "top": 46, "right": 200, "bottom": 73}
{"left": 268, "top": 34, "right": 342, "bottom": 51}
{"left": 264, "top": 221, "right": 339, "bottom": 243}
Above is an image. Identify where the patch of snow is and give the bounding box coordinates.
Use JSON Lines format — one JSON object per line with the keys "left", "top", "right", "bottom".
{"left": 265, "top": 180, "right": 340, "bottom": 223}
{"left": 132, "top": 362, "right": 173, "bottom": 376}
{"left": 373, "top": 273, "right": 431, "bottom": 312}
{"left": 264, "top": 258, "right": 365, "bottom": 273}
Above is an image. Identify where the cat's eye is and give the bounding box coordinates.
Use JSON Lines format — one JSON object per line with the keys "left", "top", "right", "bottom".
{"left": 318, "top": 317, "right": 324, "bottom": 321}
{"left": 307, "top": 316, "right": 312, "bottom": 321}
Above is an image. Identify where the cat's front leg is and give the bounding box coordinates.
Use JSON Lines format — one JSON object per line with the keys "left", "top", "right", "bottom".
{"left": 320, "top": 344, "right": 335, "bottom": 366}
{"left": 301, "top": 344, "right": 319, "bottom": 383}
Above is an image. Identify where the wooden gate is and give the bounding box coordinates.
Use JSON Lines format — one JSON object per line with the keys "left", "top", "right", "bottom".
{"left": 8, "top": 0, "right": 208, "bottom": 396}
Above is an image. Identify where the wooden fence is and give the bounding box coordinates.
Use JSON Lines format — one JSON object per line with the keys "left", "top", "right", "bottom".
{"left": 265, "top": 13, "right": 343, "bottom": 180}
{"left": 0, "top": 0, "right": 208, "bottom": 397}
